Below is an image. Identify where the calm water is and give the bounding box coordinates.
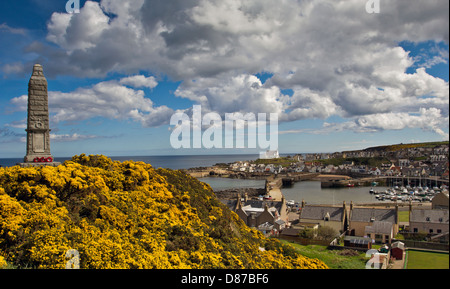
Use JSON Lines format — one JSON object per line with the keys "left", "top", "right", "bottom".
{"left": 200, "top": 177, "right": 388, "bottom": 205}
{"left": 281, "top": 181, "right": 388, "bottom": 205}
{"left": 0, "top": 154, "right": 260, "bottom": 170}
{"left": 199, "top": 177, "right": 266, "bottom": 191}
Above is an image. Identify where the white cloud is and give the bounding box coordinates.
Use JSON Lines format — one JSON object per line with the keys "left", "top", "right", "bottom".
{"left": 175, "top": 74, "right": 285, "bottom": 115}
{"left": 0, "top": 23, "right": 27, "bottom": 35}
{"left": 21, "top": 0, "right": 450, "bottom": 138}
{"left": 10, "top": 77, "right": 173, "bottom": 128}
{"left": 119, "top": 75, "right": 158, "bottom": 89}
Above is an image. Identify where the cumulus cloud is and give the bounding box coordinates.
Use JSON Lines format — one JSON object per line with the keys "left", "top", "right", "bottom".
{"left": 175, "top": 74, "right": 285, "bottom": 116}
{"left": 119, "top": 75, "right": 158, "bottom": 89}
{"left": 10, "top": 76, "right": 173, "bottom": 128}
{"left": 21, "top": 0, "right": 450, "bottom": 137}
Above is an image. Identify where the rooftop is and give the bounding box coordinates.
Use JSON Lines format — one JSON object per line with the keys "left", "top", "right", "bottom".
{"left": 350, "top": 207, "right": 397, "bottom": 224}
{"left": 300, "top": 205, "right": 345, "bottom": 222}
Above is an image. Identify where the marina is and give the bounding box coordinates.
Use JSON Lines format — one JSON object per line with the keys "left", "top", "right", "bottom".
{"left": 200, "top": 177, "right": 448, "bottom": 206}
{"left": 369, "top": 185, "right": 448, "bottom": 203}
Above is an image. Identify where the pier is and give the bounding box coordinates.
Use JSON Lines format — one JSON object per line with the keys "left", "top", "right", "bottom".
{"left": 265, "top": 176, "right": 284, "bottom": 202}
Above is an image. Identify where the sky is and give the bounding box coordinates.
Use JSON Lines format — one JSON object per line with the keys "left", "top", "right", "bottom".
{"left": 0, "top": 0, "right": 449, "bottom": 158}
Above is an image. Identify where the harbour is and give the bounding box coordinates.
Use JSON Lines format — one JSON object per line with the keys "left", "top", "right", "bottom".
{"left": 200, "top": 176, "right": 448, "bottom": 206}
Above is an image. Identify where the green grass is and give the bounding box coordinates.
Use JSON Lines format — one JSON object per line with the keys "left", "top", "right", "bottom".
{"left": 254, "top": 157, "right": 295, "bottom": 167}
{"left": 406, "top": 250, "right": 449, "bottom": 269}
{"left": 398, "top": 211, "right": 409, "bottom": 222}
{"left": 280, "top": 240, "right": 369, "bottom": 269}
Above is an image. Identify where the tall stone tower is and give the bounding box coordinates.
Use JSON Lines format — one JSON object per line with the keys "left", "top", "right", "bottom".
{"left": 20, "top": 64, "right": 60, "bottom": 167}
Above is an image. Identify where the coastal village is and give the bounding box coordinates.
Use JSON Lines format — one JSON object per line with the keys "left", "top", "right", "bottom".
{"left": 226, "top": 143, "right": 449, "bottom": 180}
{"left": 0, "top": 64, "right": 448, "bottom": 270}
{"left": 189, "top": 142, "right": 449, "bottom": 269}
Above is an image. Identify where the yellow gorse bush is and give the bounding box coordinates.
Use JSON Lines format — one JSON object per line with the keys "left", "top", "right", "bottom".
{"left": 0, "top": 155, "right": 327, "bottom": 269}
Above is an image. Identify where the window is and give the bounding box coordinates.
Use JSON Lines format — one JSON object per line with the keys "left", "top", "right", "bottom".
{"left": 426, "top": 217, "right": 430, "bottom": 222}
{"left": 437, "top": 229, "right": 442, "bottom": 234}
{"left": 413, "top": 228, "right": 418, "bottom": 233}
{"left": 429, "top": 229, "right": 433, "bottom": 234}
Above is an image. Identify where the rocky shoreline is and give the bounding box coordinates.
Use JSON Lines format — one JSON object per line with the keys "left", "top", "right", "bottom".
{"left": 214, "top": 188, "right": 266, "bottom": 200}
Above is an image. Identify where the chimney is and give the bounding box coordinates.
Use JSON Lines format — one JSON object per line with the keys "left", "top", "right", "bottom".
{"left": 236, "top": 193, "right": 242, "bottom": 211}
{"left": 395, "top": 203, "right": 399, "bottom": 225}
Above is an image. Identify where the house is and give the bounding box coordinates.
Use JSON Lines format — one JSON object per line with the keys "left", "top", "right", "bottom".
{"left": 369, "top": 167, "right": 381, "bottom": 176}
{"left": 432, "top": 191, "right": 449, "bottom": 210}
{"left": 223, "top": 194, "right": 288, "bottom": 230}
{"left": 391, "top": 241, "right": 405, "bottom": 260}
{"left": 409, "top": 209, "right": 449, "bottom": 236}
{"left": 274, "top": 219, "right": 286, "bottom": 231}
{"left": 348, "top": 203, "right": 398, "bottom": 244}
{"left": 298, "top": 202, "right": 348, "bottom": 234}
{"left": 365, "top": 221, "right": 395, "bottom": 244}
{"left": 257, "top": 222, "right": 274, "bottom": 236}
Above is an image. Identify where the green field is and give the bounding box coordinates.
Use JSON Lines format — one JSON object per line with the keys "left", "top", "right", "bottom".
{"left": 406, "top": 250, "right": 449, "bottom": 269}
{"left": 398, "top": 211, "right": 409, "bottom": 222}
{"left": 280, "top": 240, "right": 369, "bottom": 269}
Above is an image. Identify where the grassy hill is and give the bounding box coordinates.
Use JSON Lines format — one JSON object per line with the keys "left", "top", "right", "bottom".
{"left": 362, "top": 141, "right": 449, "bottom": 153}
{"left": 0, "top": 155, "right": 327, "bottom": 269}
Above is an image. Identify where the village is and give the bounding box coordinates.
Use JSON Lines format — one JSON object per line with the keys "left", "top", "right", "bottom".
{"left": 227, "top": 143, "right": 449, "bottom": 180}
{"left": 212, "top": 143, "right": 450, "bottom": 269}
{"left": 218, "top": 178, "right": 449, "bottom": 269}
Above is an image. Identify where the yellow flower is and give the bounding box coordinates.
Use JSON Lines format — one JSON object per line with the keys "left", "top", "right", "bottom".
{"left": 0, "top": 256, "right": 7, "bottom": 268}
{"left": 0, "top": 155, "right": 327, "bottom": 269}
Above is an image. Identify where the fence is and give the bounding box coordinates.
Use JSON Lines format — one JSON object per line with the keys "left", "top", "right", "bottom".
{"left": 392, "top": 239, "right": 449, "bottom": 252}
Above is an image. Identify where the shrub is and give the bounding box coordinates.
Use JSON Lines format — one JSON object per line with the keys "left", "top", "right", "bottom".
{"left": 0, "top": 155, "right": 328, "bottom": 269}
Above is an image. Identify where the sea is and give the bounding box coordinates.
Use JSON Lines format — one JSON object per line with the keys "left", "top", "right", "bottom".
{"left": 0, "top": 154, "right": 261, "bottom": 170}
{"left": 0, "top": 154, "right": 385, "bottom": 205}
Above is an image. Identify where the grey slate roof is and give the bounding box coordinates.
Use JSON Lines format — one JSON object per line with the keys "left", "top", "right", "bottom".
{"left": 300, "top": 206, "right": 344, "bottom": 222}
{"left": 351, "top": 208, "right": 397, "bottom": 224}
{"left": 410, "top": 209, "right": 449, "bottom": 224}
{"left": 365, "top": 221, "right": 394, "bottom": 235}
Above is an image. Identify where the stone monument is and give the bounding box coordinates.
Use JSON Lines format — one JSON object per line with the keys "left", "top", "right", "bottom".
{"left": 19, "top": 64, "right": 60, "bottom": 167}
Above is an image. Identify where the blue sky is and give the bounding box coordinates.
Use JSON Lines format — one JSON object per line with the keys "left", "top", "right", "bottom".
{"left": 0, "top": 0, "right": 449, "bottom": 158}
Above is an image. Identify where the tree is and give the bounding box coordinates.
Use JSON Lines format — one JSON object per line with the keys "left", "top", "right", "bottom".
{"left": 317, "top": 226, "right": 338, "bottom": 241}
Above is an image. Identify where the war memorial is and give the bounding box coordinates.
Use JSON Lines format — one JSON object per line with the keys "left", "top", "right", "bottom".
{"left": 18, "top": 64, "right": 60, "bottom": 168}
